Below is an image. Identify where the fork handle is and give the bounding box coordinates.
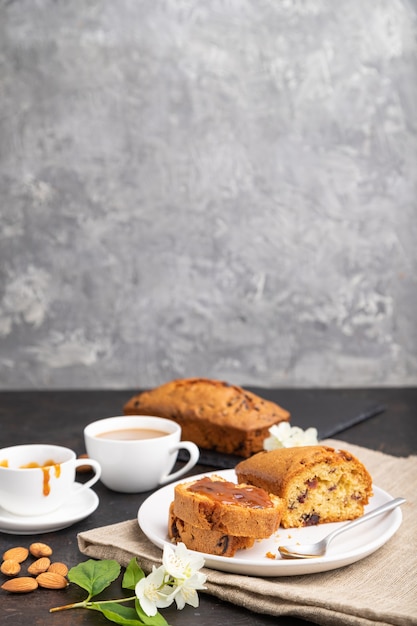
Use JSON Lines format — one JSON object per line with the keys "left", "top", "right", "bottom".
{"left": 326, "top": 497, "right": 406, "bottom": 545}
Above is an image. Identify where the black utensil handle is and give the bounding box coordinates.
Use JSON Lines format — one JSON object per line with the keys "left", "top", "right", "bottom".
{"left": 319, "top": 404, "right": 385, "bottom": 440}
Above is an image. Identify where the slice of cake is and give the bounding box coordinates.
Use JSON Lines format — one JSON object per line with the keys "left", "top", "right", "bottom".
{"left": 172, "top": 475, "right": 283, "bottom": 538}
{"left": 235, "top": 446, "right": 373, "bottom": 528}
{"left": 123, "top": 377, "right": 290, "bottom": 457}
{"left": 168, "top": 503, "right": 255, "bottom": 557}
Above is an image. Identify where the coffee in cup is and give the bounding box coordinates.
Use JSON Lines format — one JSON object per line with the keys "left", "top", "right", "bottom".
{"left": 0, "top": 444, "right": 101, "bottom": 516}
{"left": 84, "top": 415, "right": 200, "bottom": 493}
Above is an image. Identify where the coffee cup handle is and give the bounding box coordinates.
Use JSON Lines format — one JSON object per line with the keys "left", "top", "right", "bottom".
{"left": 159, "top": 442, "right": 200, "bottom": 486}
{"left": 73, "top": 458, "right": 102, "bottom": 493}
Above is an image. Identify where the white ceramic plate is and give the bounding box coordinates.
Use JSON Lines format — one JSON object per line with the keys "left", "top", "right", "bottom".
{"left": 0, "top": 484, "right": 99, "bottom": 535}
{"left": 138, "top": 469, "right": 403, "bottom": 576}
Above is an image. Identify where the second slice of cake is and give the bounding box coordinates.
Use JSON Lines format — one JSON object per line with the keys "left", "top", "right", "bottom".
{"left": 235, "top": 445, "right": 373, "bottom": 528}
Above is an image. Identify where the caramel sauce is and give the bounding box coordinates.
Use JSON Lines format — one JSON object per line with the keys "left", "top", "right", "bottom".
{"left": 19, "top": 459, "right": 61, "bottom": 496}
{"left": 0, "top": 459, "right": 8, "bottom": 467}
{"left": 188, "top": 477, "right": 273, "bottom": 509}
{"left": 20, "top": 462, "right": 43, "bottom": 469}
{"left": 19, "top": 459, "right": 58, "bottom": 469}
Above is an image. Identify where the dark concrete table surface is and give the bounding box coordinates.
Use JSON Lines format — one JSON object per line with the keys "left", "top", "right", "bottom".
{"left": 1, "top": 387, "right": 416, "bottom": 626}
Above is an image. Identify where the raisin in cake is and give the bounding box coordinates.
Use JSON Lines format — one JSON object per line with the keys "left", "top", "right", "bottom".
{"left": 235, "top": 445, "right": 373, "bottom": 528}
{"left": 123, "top": 377, "right": 290, "bottom": 457}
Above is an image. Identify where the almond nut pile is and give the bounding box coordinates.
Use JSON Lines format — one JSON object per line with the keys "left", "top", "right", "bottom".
{"left": 1, "top": 543, "right": 69, "bottom": 593}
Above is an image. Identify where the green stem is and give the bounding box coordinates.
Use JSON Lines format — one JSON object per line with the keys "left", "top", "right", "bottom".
{"left": 88, "top": 596, "right": 137, "bottom": 606}
{"left": 49, "top": 595, "right": 137, "bottom": 613}
{"left": 50, "top": 600, "right": 89, "bottom": 612}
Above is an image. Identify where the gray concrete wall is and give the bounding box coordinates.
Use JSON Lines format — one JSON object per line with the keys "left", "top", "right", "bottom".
{"left": 1, "top": 0, "right": 416, "bottom": 390}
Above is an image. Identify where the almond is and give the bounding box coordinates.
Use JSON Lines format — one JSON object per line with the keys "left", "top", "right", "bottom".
{"left": 2, "top": 547, "right": 29, "bottom": 563}
{"left": 29, "top": 542, "right": 52, "bottom": 558}
{"left": 36, "top": 571, "right": 68, "bottom": 589}
{"left": 1, "top": 577, "right": 38, "bottom": 593}
{"left": 48, "top": 562, "right": 68, "bottom": 577}
{"left": 1, "top": 559, "right": 21, "bottom": 576}
{"left": 27, "top": 557, "right": 51, "bottom": 575}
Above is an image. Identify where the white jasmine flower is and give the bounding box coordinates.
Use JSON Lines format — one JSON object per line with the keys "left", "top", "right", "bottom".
{"left": 263, "top": 422, "right": 318, "bottom": 450}
{"left": 135, "top": 565, "right": 172, "bottom": 616}
{"left": 171, "top": 571, "right": 207, "bottom": 610}
{"left": 136, "top": 542, "right": 207, "bottom": 616}
{"left": 162, "top": 542, "right": 205, "bottom": 581}
{"left": 162, "top": 542, "right": 206, "bottom": 611}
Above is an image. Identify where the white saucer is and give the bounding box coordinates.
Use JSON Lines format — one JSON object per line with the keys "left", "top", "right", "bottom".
{"left": 0, "top": 484, "right": 99, "bottom": 535}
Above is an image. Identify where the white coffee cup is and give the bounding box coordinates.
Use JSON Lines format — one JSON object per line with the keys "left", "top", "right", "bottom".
{"left": 84, "top": 415, "right": 200, "bottom": 493}
{"left": 0, "top": 444, "right": 101, "bottom": 517}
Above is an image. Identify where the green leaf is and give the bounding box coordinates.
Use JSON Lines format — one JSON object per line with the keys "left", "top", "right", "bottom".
{"left": 68, "top": 559, "right": 121, "bottom": 598}
{"left": 90, "top": 601, "right": 145, "bottom": 625}
{"left": 122, "top": 558, "right": 145, "bottom": 590}
{"left": 135, "top": 598, "right": 169, "bottom": 626}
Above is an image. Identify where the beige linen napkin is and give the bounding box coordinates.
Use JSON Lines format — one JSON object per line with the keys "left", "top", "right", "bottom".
{"left": 78, "top": 440, "right": 417, "bottom": 626}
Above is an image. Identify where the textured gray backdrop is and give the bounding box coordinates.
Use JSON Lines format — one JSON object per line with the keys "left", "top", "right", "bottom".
{"left": 1, "top": 0, "right": 416, "bottom": 390}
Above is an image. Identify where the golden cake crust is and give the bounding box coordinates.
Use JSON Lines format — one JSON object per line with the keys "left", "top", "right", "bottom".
{"left": 235, "top": 446, "right": 373, "bottom": 528}
{"left": 168, "top": 503, "right": 255, "bottom": 557}
{"left": 123, "top": 377, "right": 290, "bottom": 457}
{"left": 172, "top": 474, "right": 283, "bottom": 538}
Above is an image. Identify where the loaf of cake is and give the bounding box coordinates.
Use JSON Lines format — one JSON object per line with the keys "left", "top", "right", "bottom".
{"left": 235, "top": 445, "right": 373, "bottom": 528}
{"left": 123, "top": 377, "right": 290, "bottom": 457}
{"left": 168, "top": 503, "right": 255, "bottom": 557}
{"left": 171, "top": 474, "right": 283, "bottom": 538}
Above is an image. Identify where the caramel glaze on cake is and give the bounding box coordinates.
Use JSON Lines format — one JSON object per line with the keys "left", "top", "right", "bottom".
{"left": 235, "top": 446, "right": 373, "bottom": 528}
{"left": 123, "top": 377, "right": 290, "bottom": 457}
{"left": 172, "top": 475, "right": 283, "bottom": 538}
{"left": 168, "top": 503, "right": 255, "bottom": 557}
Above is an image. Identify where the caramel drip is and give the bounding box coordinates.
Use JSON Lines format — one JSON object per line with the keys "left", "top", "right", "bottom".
{"left": 188, "top": 477, "right": 273, "bottom": 509}
{"left": 42, "top": 467, "right": 51, "bottom": 496}
{"left": 18, "top": 459, "right": 61, "bottom": 496}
